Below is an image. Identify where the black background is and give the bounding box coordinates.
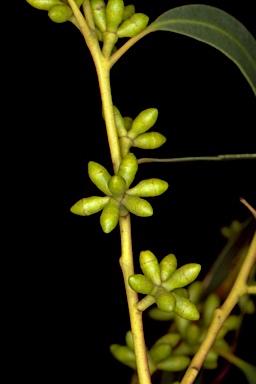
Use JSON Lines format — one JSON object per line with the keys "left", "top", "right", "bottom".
{"left": 12, "top": 1, "right": 255, "bottom": 383}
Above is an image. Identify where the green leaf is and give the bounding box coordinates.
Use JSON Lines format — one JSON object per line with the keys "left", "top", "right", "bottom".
{"left": 149, "top": 5, "right": 256, "bottom": 95}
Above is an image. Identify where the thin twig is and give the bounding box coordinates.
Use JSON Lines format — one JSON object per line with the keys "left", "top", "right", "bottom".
{"left": 138, "top": 153, "right": 256, "bottom": 164}
{"left": 180, "top": 231, "right": 256, "bottom": 384}
{"left": 240, "top": 198, "right": 256, "bottom": 219}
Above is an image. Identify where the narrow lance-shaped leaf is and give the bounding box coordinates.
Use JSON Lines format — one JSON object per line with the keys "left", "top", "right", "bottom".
{"left": 148, "top": 5, "right": 256, "bottom": 95}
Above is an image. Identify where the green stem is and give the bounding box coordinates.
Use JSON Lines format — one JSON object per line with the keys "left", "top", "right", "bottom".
{"left": 119, "top": 215, "right": 151, "bottom": 384}
{"left": 138, "top": 153, "right": 256, "bottom": 164}
{"left": 68, "top": 0, "right": 121, "bottom": 172}
{"left": 110, "top": 24, "right": 155, "bottom": 67}
{"left": 68, "top": 2, "right": 152, "bottom": 383}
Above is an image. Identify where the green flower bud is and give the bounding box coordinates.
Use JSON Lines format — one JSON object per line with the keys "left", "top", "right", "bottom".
{"left": 48, "top": 4, "right": 73, "bottom": 23}
{"left": 139, "top": 250, "right": 161, "bottom": 284}
{"left": 113, "top": 106, "right": 127, "bottom": 137}
{"left": 204, "top": 350, "right": 218, "bottom": 365}
{"left": 172, "top": 288, "right": 189, "bottom": 299}
{"left": 88, "top": 161, "right": 111, "bottom": 196}
{"left": 95, "top": 27, "right": 103, "bottom": 41}
{"left": 154, "top": 333, "right": 181, "bottom": 348}
{"left": 150, "top": 344, "right": 172, "bottom": 363}
{"left": 238, "top": 294, "right": 255, "bottom": 314}
{"left": 122, "top": 195, "right": 153, "bottom": 217}
{"left": 156, "top": 355, "right": 190, "bottom": 372}
{"left": 91, "top": 0, "right": 107, "bottom": 32}
{"left": 148, "top": 307, "right": 174, "bottom": 321}
{"left": 160, "top": 254, "right": 177, "bottom": 282}
{"left": 133, "top": 132, "right": 166, "bottom": 150}
{"left": 102, "top": 31, "right": 119, "bottom": 57}
{"left": 172, "top": 293, "right": 200, "bottom": 321}
{"left": 174, "top": 315, "right": 190, "bottom": 338}
{"left": 119, "top": 137, "right": 132, "bottom": 158}
{"left": 128, "top": 274, "right": 155, "bottom": 294}
{"left": 214, "top": 338, "right": 230, "bottom": 350}
{"left": 122, "top": 4, "right": 135, "bottom": 21}
{"left": 185, "top": 324, "right": 201, "bottom": 345}
{"left": 156, "top": 290, "right": 176, "bottom": 313}
{"left": 70, "top": 196, "right": 110, "bottom": 216}
{"left": 110, "top": 344, "right": 136, "bottom": 370}
{"left": 127, "top": 178, "right": 168, "bottom": 197}
{"left": 162, "top": 264, "right": 201, "bottom": 292}
{"left": 203, "top": 293, "right": 220, "bottom": 326}
{"left": 223, "top": 315, "right": 240, "bottom": 331}
{"left": 118, "top": 153, "right": 138, "bottom": 188}
{"left": 127, "top": 108, "right": 158, "bottom": 140}
{"left": 26, "top": 0, "right": 63, "bottom": 11}
{"left": 100, "top": 199, "right": 119, "bottom": 233}
{"left": 125, "top": 330, "right": 134, "bottom": 351}
{"left": 105, "top": 0, "right": 124, "bottom": 32}
{"left": 203, "top": 360, "right": 218, "bottom": 369}
{"left": 117, "top": 13, "right": 149, "bottom": 38}
{"left": 108, "top": 175, "right": 126, "bottom": 197}
{"left": 187, "top": 281, "right": 203, "bottom": 304}
{"left": 123, "top": 116, "right": 133, "bottom": 131}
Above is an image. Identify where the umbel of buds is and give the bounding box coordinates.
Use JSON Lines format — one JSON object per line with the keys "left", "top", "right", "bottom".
{"left": 129, "top": 251, "right": 201, "bottom": 321}
{"left": 70, "top": 153, "right": 168, "bottom": 233}
{"left": 113, "top": 106, "right": 167, "bottom": 157}
{"left": 26, "top": 0, "right": 84, "bottom": 23}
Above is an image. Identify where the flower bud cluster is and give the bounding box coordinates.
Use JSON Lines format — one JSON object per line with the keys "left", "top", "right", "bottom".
{"left": 91, "top": 1, "right": 149, "bottom": 56}
{"left": 27, "top": 0, "right": 84, "bottom": 23}
{"left": 70, "top": 153, "right": 168, "bottom": 233}
{"left": 149, "top": 282, "right": 243, "bottom": 371}
{"left": 110, "top": 330, "right": 190, "bottom": 374}
{"left": 128, "top": 251, "right": 201, "bottom": 321}
{"left": 113, "top": 106, "right": 167, "bottom": 157}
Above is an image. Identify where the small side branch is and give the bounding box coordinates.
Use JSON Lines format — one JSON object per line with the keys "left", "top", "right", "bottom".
{"left": 138, "top": 153, "right": 256, "bottom": 164}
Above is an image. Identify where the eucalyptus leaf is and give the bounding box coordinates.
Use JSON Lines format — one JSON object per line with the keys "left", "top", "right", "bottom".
{"left": 149, "top": 5, "right": 256, "bottom": 95}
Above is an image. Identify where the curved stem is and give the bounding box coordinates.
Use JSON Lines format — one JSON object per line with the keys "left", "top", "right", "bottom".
{"left": 119, "top": 215, "right": 151, "bottom": 384}
{"left": 110, "top": 24, "right": 155, "bottom": 67}
{"left": 180, "top": 230, "right": 256, "bottom": 384}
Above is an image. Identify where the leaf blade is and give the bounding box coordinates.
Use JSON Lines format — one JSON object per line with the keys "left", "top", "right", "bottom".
{"left": 150, "top": 5, "right": 256, "bottom": 95}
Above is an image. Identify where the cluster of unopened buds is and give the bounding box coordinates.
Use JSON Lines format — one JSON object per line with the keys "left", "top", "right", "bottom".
{"left": 111, "top": 280, "right": 246, "bottom": 374}
{"left": 70, "top": 106, "right": 168, "bottom": 233}
{"left": 70, "top": 153, "right": 168, "bottom": 232}
{"left": 27, "top": 0, "right": 149, "bottom": 57}
{"left": 129, "top": 251, "right": 201, "bottom": 320}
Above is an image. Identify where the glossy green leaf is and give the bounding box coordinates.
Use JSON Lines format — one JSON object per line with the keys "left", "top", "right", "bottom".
{"left": 149, "top": 5, "right": 256, "bottom": 95}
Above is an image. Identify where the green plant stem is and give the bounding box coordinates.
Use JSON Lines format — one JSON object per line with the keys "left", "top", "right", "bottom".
{"left": 68, "top": 0, "right": 121, "bottom": 173}
{"left": 119, "top": 215, "right": 151, "bottom": 384}
{"left": 110, "top": 24, "right": 154, "bottom": 67}
{"left": 68, "top": 2, "right": 151, "bottom": 383}
{"left": 138, "top": 154, "right": 256, "bottom": 164}
{"left": 180, "top": 230, "right": 256, "bottom": 384}
{"left": 247, "top": 285, "right": 256, "bottom": 294}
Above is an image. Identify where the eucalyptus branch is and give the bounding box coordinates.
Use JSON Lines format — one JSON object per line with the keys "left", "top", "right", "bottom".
{"left": 180, "top": 231, "right": 256, "bottom": 384}
{"left": 138, "top": 153, "right": 256, "bottom": 164}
